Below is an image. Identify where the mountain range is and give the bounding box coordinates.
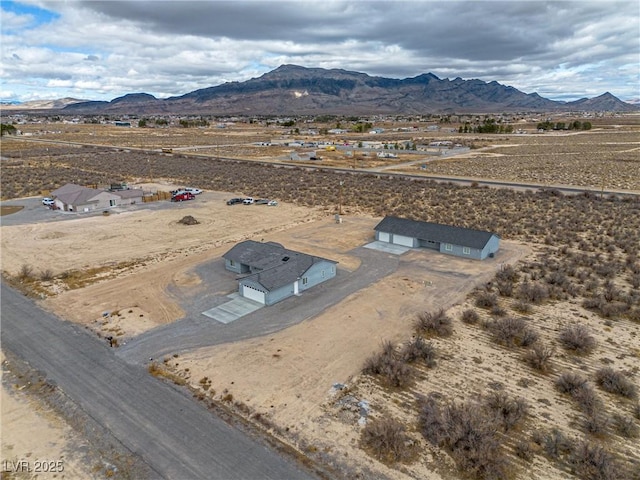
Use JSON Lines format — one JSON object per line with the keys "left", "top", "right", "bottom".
{"left": 8, "top": 65, "right": 639, "bottom": 115}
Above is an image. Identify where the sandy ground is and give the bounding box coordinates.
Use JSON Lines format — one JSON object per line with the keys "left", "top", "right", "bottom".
{"left": 4, "top": 186, "right": 638, "bottom": 479}
{"left": 1, "top": 353, "right": 96, "bottom": 479}
{"left": 165, "top": 241, "right": 528, "bottom": 479}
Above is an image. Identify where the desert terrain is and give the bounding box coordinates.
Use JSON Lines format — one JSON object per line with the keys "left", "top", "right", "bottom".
{"left": 1, "top": 116, "right": 639, "bottom": 479}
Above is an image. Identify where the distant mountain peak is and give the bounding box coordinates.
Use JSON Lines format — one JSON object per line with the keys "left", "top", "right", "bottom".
{"left": 8, "top": 65, "right": 636, "bottom": 115}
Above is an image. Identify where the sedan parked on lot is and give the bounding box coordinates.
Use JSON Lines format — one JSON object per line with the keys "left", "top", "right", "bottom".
{"left": 42, "top": 197, "right": 55, "bottom": 206}
{"left": 226, "top": 198, "right": 244, "bottom": 205}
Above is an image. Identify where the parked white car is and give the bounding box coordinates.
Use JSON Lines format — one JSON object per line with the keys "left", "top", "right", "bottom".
{"left": 184, "top": 187, "right": 203, "bottom": 195}
{"left": 268, "top": 200, "right": 278, "bottom": 206}
{"left": 42, "top": 197, "right": 55, "bottom": 206}
{"left": 243, "top": 197, "right": 254, "bottom": 205}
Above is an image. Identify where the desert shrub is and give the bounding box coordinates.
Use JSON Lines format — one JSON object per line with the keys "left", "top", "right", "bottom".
{"left": 414, "top": 309, "right": 453, "bottom": 338}
{"left": 475, "top": 291, "right": 498, "bottom": 309}
{"left": 361, "top": 417, "right": 413, "bottom": 463}
{"left": 18, "top": 264, "right": 33, "bottom": 280}
{"left": 495, "top": 264, "right": 519, "bottom": 284}
{"left": 490, "top": 317, "right": 538, "bottom": 348}
{"left": 582, "top": 412, "right": 610, "bottom": 435}
{"left": 496, "top": 280, "right": 514, "bottom": 297}
{"left": 524, "top": 344, "right": 555, "bottom": 373}
{"left": 569, "top": 441, "right": 620, "bottom": 480}
{"left": 418, "top": 394, "right": 510, "bottom": 480}
{"left": 39, "top": 268, "right": 54, "bottom": 281}
{"left": 461, "top": 308, "right": 480, "bottom": 324}
{"left": 572, "top": 384, "right": 604, "bottom": 417}
{"left": 517, "top": 282, "right": 549, "bottom": 304}
{"left": 362, "top": 341, "right": 412, "bottom": 388}
{"left": 491, "top": 305, "right": 507, "bottom": 317}
{"left": 612, "top": 414, "right": 639, "bottom": 438}
{"left": 556, "top": 372, "right": 589, "bottom": 397}
{"left": 594, "top": 367, "right": 637, "bottom": 399}
{"left": 634, "top": 403, "right": 640, "bottom": 420}
{"left": 513, "top": 299, "right": 533, "bottom": 314}
{"left": 400, "top": 337, "right": 437, "bottom": 367}
{"left": 483, "top": 391, "right": 529, "bottom": 432}
{"left": 538, "top": 428, "right": 574, "bottom": 459}
{"left": 513, "top": 440, "right": 536, "bottom": 462}
{"left": 559, "top": 324, "right": 597, "bottom": 354}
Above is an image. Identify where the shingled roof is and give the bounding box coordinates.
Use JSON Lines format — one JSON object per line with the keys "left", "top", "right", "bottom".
{"left": 374, "top": 216, "right": 498, "bottom": 249}
{"left": 223, "top": 240, "right": 337, "bottom": 291}
{"left": 50, "top": 183, "right": 116, "bottom": 205}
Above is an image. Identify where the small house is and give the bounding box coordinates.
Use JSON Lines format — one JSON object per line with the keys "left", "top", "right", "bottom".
{"left": 223, "top": 241, "right": 337, "bottom": 305}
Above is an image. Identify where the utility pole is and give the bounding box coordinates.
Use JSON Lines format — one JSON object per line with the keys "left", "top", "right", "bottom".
{"left": 338, "top": 180, "right": 344, "bottom": 215}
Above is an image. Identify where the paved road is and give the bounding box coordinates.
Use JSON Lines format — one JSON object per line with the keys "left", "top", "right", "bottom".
{"left": 118, "top": 247, "right": 400, "bottom": 363}
{"left": 1, "top": 281, "right": 316, "bottom": 480}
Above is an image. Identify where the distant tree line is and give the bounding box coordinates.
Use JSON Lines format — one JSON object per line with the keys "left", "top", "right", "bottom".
{"left": 537, "top": 120, "right": 592, "bottom": 131}
{"left": 1, "top": 123, "right": 17, "bottom": 136}
{"left": 459, "top": 119, "right": 513, "bottom": 134}
{"left": 179, "top": 119, "right": 209, "bottom": 128}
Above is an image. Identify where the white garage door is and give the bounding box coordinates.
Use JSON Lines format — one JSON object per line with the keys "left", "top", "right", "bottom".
{"left": 242, "top": 285, "right": 266, "bottom": 304}
{"left": 393, "top": 234, "right": 414, "bottom": 247}
{"left": 378, "top": 231, "right": 391, "bottom": 243}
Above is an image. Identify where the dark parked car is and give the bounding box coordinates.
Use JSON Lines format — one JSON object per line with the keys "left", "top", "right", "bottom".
{"left": 226, "top": 198, "right": 244, "bottom": 205}
{"left": 171, "top": 192, "right": 195, "bottom": 202}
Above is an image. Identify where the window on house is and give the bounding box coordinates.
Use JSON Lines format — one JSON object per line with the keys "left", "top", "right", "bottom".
{"left": 463, "top": 247, "right": 471, "bottom": 255}
{"left": 302, "top": 277, "right": 308, "bottom": 285}
{"left": 444, "top": 243, "right": 453, "bottom": 251}
{"left": 321, "top": 270, "right": 325, "bottom": 278}
{"left": 229, "top": 260, "right": 235, "bottom": 266}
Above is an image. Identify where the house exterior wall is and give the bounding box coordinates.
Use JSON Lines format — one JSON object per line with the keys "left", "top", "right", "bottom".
{"left": 298, "top": 261, "right": 337, "bottom": 292}
{"left": 439, "top": 242, "right": 483, "bottom": 260}
{"left": 224, "top": 259, "right": 251, "bottom": 273}
{"left": 418, "top": 238, "right": 440, "bottom": 251}
{"left": 377, "top": 229, "right": 500, "bottom": 260}
{"left": 91, "top": 192, "right": 121, "bottom": 209}
{"left": 375, "top": 231, "right": 418, "bottom": 247}
{"left": 265, "top": 283, "right": 296, "bottom": 306}
{"left": 480, "top": 235, "right": 500, "bottom": 260}
{"left": 115, "top": 193, "right": 143, "bottom": 205}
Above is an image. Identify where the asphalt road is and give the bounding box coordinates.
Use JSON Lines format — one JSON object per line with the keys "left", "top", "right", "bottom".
{"left": 118, "top": 246, "right": 400, "bottom": 364}
{"left": 1, "top": 281, "right": 317, "bottom": 480}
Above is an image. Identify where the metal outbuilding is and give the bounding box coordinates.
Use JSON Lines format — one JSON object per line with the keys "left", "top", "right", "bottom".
{"left": 374, "top": 216, "right": 500, "bottom": 260}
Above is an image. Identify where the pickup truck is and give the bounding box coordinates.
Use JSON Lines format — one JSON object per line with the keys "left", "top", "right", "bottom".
{"left": 171, "top": 192, "right": 195, "bottom": 202}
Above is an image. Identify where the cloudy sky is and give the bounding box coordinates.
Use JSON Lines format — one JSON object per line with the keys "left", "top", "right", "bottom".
{"left": 1, "top": 0, "right": 638, "bottom": 103}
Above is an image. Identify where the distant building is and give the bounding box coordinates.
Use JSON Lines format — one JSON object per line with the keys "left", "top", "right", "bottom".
{"left": 374, "top": 216, "right": 500, "bottom": 260}
{"left": 49, "top": 183, "right": 143, "bottom": 212}
{"left": 223, "top": 240, "right": 338, "bottom": 305}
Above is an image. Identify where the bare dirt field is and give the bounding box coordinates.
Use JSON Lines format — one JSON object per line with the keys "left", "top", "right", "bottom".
{"left": 1, "top": 379, "right": 96, "bottom": 479}
{"left": 1, "top": 118, "right": 639, "bottom": 480}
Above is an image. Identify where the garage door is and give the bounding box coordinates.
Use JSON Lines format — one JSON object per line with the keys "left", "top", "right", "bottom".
{"left": 378, "top": 231, "right": 391, "bottom": 243}
{"left": 393, "top": 234, "right": 414, "bottom": 247}
{"left": 242, "top": 285, "right": 266, "bottom": 304}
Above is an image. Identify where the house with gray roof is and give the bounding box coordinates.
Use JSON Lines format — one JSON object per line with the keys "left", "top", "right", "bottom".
{"left": 374, "top": 216, "right": 500, "bottom": 260}
{"left": 50, "top": 183, "right": 143, "bottom": 212}
{"left": 223, "top": 240, "right": 338, "bottom": 305}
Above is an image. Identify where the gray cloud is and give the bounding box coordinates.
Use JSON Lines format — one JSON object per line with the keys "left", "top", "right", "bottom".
{"left": 3, "top": 1, "right": 638, "bottom": 102}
